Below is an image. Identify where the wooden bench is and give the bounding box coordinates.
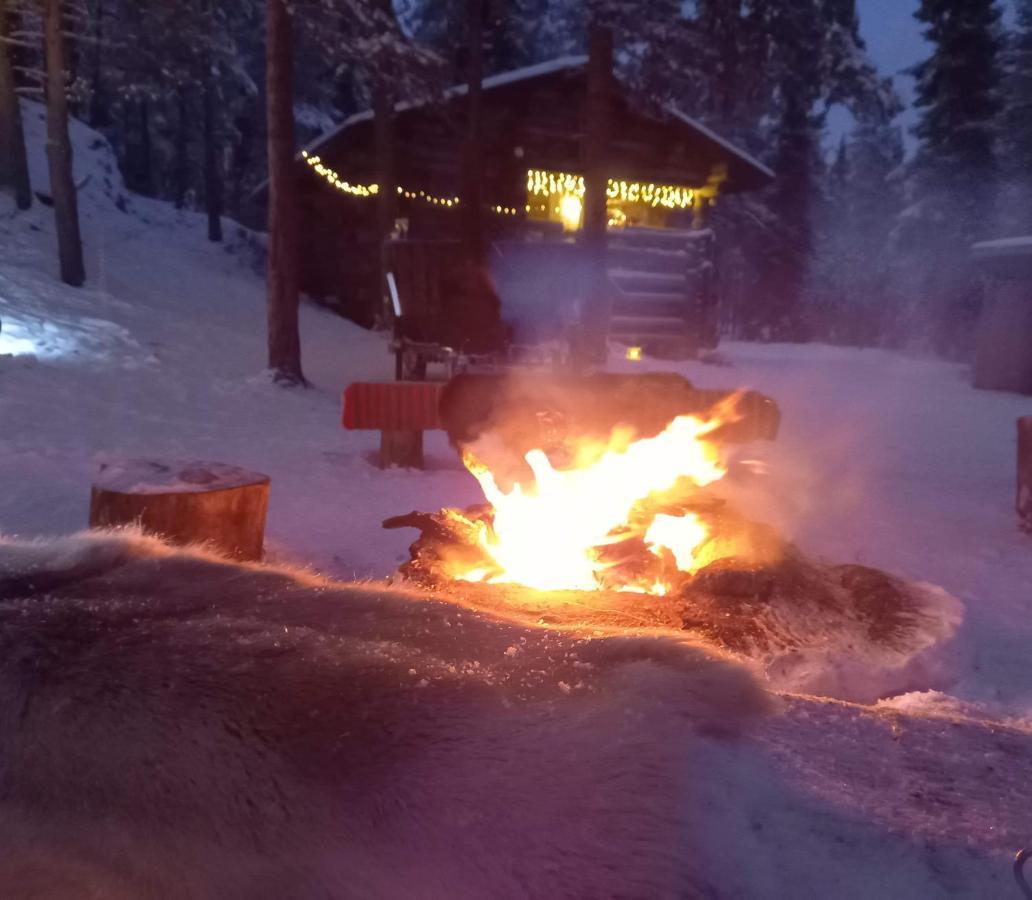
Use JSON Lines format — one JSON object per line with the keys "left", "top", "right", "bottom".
{"left": 343, "top": 377, "right": 781, "bottom": 471}
{"left": 343, "top": 381, "right": 445, "bottom": 469}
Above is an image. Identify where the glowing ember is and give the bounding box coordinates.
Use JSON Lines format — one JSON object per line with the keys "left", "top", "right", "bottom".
{"left": 455, "top": 413, "right": 730, "bottom": 594}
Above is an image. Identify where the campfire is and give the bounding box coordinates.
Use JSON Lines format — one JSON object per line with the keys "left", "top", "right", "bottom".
{"left": 387, "top": 393, "right": 781, "bottom": 600}
{"left": 385, "top": 380, "right": 963, "bottom": 703}
{"left": 442, "top": 401, "right": 748, "bottom": 595}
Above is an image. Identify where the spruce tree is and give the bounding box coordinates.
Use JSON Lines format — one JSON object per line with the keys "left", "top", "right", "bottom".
{"left": 0, "top": 0, "right": 32, "bottom": 209}
{"left": 1003, "top": 0, "right": 1032, "bottom": 231}
{"left": 901, "top": 0, "right": 1004, "bottom": 355}
{"left": 809, "top": 113, "right": 905, "bottom": 345}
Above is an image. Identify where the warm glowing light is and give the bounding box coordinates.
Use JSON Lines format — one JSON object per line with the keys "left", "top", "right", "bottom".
{"left": 303, "top": 155, "right": 452, "bottom": 204}
{"left": 625, "top": 346, "right": 642, "bottom": 361}
{"left": 526, "top": 168, "right": 697, "bottom": 210}
{"left": 645, "top": 513, "right": 708, "bottom": 572}
{"left": 456, "top": 414, "right": 728, "bottom": 594}
{"left": 302, "top": 157, "right": 698, "bottom": 218}
{"left": 302, "top": 154, "right": 520, "bottom": 214}
{"left": 558, "top": 193, "right": 582, "bottom": 231}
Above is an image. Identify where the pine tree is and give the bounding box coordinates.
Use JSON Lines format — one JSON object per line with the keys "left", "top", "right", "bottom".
{"left": 1003, "top": 0, "right": 1032, "bottom": 231}
{"left": 265, "top": 0, "right": 304, "bottom": 386}
{"left": 43, "top": 0, "right": 86, "bottom": 286}
{"left": 408, "top": 0, "right": 566, "bottom": 76}
{"left": 613, "top": 0, "right": 897, "bottom": 341}
{"left": 0, "top": 0, "right": 31, "bottom": 208}
{"left": 265, "top": 0, "right": 439, "bottom": 384}
{"left": 899, "top": 0, "right": 1004, "bottom": 356}
{"left": 808, "top": 113, "right": 905, "bottom": 344}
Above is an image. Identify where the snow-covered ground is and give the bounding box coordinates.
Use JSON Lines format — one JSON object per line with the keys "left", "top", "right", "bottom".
{"left": 3, "top": 105, "right": 1032, "bottom": 896}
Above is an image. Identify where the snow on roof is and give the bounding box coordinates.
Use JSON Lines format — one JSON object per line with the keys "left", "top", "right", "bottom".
{"left": 302, "top": 55, "right": 590, "bottom": 158}
{"left": 299, "top": 55, "right": 772, "bottom": 186}
{"left": 666, "top": 108, "right": 775, "bottom": 181}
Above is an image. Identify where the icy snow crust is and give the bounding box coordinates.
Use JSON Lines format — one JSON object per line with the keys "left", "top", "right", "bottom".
{"left": 93, "top": 458, "right": 269, "bottom": 494}
{"left": 2, "top": 101, "right": 1032, "bottom": 895}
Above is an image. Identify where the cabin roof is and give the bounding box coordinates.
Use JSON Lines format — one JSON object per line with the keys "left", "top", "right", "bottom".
{"left": 299, "top": 55, "right": 774, "bottom": 195}
{"left": 303, "top": 55, "right": 593, "bottom": 157}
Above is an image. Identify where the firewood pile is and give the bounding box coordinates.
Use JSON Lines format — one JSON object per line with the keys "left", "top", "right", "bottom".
{"left": 384, "top": 501, "right": 962, "bottom": 701}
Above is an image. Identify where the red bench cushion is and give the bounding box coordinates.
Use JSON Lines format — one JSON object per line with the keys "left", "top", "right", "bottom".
{"left": 343, "top": 382, "right": 444, "bottom": 431}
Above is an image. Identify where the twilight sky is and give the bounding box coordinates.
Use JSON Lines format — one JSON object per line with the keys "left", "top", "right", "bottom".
{"left": 839, "top": 0, "right": 1014, "bottom": 153}
{"left": 857, "top": 0, "right": 929, "bottom": 85}
{"left": 826, "top": 0, "right": 928, "bottom": 152}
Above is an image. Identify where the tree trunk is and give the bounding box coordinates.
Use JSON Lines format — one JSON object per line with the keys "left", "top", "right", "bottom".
{"left": 461, "top": 0, "right": 484, "bottom": 263}
{"left": 265, "top": 0, "right": 305, "bottom": 385}
{"left": 174, "top": 86, "right": 189, "bottom": 210}
{"left": 373, "top": 86, "right": 395, "bottom": 324}
{"left": 87, "top": 0, "right": 107, "bottom": 128}
{"left": 139, "top": 96, "right": 153, "bottom": 195}
{"left": 0, "top": 0, "right": 31, "bottom": 209}
{"left": 577, "top": 24, "right": 613, "bottom": 366}
{"left": 43, "top": 0, "right": 85, "bottom": 286}
{"left": 203, "top": 61, "right": 223, "bottom": 242}
{"left": 89, "top": 459, "right": 271, "bottom": 561}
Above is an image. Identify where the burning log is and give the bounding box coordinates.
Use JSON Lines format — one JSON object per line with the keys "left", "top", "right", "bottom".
{"left": 384, "top": 503, "right": 962, "bottom": 702}
{"left": 438, "top": 372, "right": 779, "bottom": 482}
{"left": 89, "top": 459, "right": 270, "bottom": 560}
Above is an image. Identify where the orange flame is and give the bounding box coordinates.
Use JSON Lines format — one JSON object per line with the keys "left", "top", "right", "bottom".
{"left": 456, "top": 414, "right": 729, "bottom": 594}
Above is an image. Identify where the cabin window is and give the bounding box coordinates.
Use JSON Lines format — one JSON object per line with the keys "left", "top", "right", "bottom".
{"left": 524, "top": 168, "right": 699, "bottom": 232}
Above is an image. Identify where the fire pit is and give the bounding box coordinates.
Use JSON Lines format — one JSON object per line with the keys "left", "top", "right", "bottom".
{"left": 386, "top": 390, "right": 964, "bottom": 702}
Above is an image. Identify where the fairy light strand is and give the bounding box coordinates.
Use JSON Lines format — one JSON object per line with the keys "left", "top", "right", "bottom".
{"left": 302, "top": 153, "right": 696, "bottom": 217}
{"left": 526, "top": 168, "right": 697, "bottom": 210}
{"left": 302, "top": 151, "right": 519, "bottom": 214}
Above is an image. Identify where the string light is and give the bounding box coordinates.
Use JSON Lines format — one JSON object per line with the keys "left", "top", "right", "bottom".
{"left": 301, "top": 154, "right": 694, "bottom": 217}
{"left": 303, "top": 151, "right": 480, "bottom": 212}
{"left": 526, "top": 168, "right": 697, "bottom": 210}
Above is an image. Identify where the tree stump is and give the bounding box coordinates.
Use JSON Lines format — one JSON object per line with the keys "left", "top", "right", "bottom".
{"left": 1020, "top": 418, "right": 1032, "bottom": 533}
{"left": 89, "top": 460, "right": 270, "bottom": 560}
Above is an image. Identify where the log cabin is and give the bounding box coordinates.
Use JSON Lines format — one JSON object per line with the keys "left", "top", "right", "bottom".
{"left": 290, "top": 54, "right": 774, "bottom": 367}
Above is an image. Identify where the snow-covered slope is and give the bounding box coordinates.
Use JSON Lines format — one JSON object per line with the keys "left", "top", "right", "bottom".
{"left": 0, "top": 101, "right": 482, "bottom": 578}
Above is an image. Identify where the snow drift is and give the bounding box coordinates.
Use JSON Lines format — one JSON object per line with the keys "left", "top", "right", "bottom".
{"left": 0, "top": 529, "right": 770, "bottom": 898}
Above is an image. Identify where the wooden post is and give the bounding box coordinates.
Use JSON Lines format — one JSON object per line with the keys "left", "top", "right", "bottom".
{"left": 461, "top": 0, "right": 485, "bottom": 264}
{"left": 380, "top": 430, "right": 424, "bottom": 469}
{"left": 578, "top": 24, "right": 613, "bottom": 367}
{"left": 1019, "top": 417, "right": 1032, "bottom": 533}
{"left": 374, "top": 85, "right": 396, "bottom": 324}
{"left": 89, "top": 460, "right": 270, "bottom": 560}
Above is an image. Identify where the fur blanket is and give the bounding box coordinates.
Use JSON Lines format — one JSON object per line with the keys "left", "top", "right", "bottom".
{"left": 0, "top": 531, "right": 771, "bottom": 899}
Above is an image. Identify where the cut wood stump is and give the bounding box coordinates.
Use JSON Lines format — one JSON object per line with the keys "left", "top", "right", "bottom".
{"left": 89, "top": 460, "right": 270, "bottom": 560}
{"left": 1020, "top": 417, "right": 1032, "bottom": 533}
